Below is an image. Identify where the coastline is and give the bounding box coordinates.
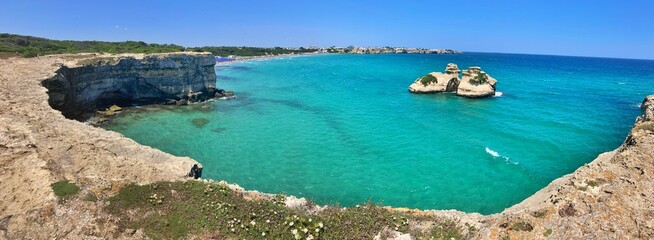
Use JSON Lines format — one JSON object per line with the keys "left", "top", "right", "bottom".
{"left": 1, "top": 52, "right": 653, "bottom": 238}
{"left": 215, "top": 52, "right": 326, "bottom": 65}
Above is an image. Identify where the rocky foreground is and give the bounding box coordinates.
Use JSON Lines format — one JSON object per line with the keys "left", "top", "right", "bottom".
{"left": 0, "top": 53, "right": 653, "bottom": 239}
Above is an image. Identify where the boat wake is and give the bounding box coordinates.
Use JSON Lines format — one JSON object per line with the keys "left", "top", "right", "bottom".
{"left": 493, "top": 91, "right": 503, "bottom": 97}
{"left": 485, "top": 147, "right": 517, "bottom": 164}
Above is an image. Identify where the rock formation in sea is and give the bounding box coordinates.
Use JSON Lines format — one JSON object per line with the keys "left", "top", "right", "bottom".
{"left": 41, "top": 52, "right": 217, "bottom": 119}
{"left": 408, "top": 63, "right": 461, "bottom": 93}
{"left": 456, "top": 66, "right": 497, "bottom": 98}
{"left": 408, "top": 63, "right": 497, "bottom": 98}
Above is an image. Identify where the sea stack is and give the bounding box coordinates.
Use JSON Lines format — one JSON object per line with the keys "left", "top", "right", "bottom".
{"left": 408, "top": 63, "right": 461, "bottom": 93}
{"left": 408, "top": 63, "right": 497, "bottom": 98}
{"left": 456, "top": 66, "right": 497, "bottom": 98}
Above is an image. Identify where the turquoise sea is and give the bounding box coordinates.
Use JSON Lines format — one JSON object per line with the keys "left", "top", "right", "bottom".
{"left": 104, "top": 53, "right": 654, "bottom": 214}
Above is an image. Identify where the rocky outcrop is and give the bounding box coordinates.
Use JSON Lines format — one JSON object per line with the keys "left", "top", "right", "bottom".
{"left": 409, "top": 63, "right": 497, "bottom": 98}
{"left": 41, "top": 52, "right": 217, "bottom": 119}
{"left": 408, "top": 63, "right": 460, "bottom": 93}
{"left": 456, "top": 66, "right": 498, "bottom": 98}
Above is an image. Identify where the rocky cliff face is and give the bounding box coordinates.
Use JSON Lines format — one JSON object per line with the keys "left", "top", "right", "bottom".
{"left": 41, "top": 52, "right": 216, "bottom": 119}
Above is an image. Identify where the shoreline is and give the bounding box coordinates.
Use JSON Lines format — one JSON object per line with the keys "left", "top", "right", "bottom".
{"left": 215, "top": 52, "right": 326, "bottom": 65}
{"left": 1, "top": 52, "right": 653, "bottom": 238}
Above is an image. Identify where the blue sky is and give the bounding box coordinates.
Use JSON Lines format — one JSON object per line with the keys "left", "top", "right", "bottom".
{"left": 1, "top": 0, "right": 653, "bottom": 59}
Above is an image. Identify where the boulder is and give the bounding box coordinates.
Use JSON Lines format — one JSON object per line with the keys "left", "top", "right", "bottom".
{"left": 408, "top": 63, "right": 460, "bottom": 93}
{"left": 108, "top": 105, "right": 122, "bottom": 112}
{"left": 176, "top": 99, "right": 188, "bottom": 106}
{"left": 456, "top": 67, "right": 497, "bottom": 98}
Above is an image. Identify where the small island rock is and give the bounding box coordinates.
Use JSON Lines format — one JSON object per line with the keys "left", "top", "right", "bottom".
{"left": 456, "top": 66, "right": 497, "bottom": 98}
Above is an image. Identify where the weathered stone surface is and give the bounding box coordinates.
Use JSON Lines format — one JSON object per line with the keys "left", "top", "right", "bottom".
{"left": 41, "top": 52, "right": 217, "bottom": 119}
{"left": 456, "top": 66, "right": 497, "bottom": 98}
{"left": 408, "top": 63, "right": 460, "bottom": 93}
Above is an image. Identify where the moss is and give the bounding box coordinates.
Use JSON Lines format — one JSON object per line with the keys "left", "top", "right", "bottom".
{"left": 419, "top": 74, "right": 438, "bottom": 86}
{"left": 106, "top": 181, "right": 464, "bottom": 239}
{"left": 509, "top": 221, "right": 533, "bottom": 231}
{"left": 51, "top": 180, "right": 80, "bottom": 202}
{"left": 543, "top": 228, "right": 553, "bottom": 237}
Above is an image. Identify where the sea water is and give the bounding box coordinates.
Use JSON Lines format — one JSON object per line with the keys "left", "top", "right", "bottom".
{"left": 104, "top": 53, "right": 654, "bottom": 214}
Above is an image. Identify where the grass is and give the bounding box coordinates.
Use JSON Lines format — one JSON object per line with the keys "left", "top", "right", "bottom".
{"left": 105, "top": 181, "right": 464, "bottom": 239}
{"left": 419, "top": 74, "right": 438, "bottom": 86}
{"left": 51, "top": 180, "right": 80, "bottom": 202}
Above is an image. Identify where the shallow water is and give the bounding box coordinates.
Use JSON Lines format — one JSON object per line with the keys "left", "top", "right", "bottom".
{"left": 105, "top": 53, "right": 654, "bottom": 214}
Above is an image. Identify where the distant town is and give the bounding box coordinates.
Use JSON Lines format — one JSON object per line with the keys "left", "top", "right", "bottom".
{"left": 296, "top": 46, "right": 461, "bottom": 54}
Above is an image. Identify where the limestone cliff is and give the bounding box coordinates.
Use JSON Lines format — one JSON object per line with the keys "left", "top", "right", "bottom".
{"left": 41, "top": 52, "right": 217, "bottom": 119}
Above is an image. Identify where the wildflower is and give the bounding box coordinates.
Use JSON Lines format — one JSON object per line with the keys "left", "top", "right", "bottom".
{"left": 262, "top": 232, "right": 266, "bottom": 237}
{"left": 308, "top": 218, "right": 312, "bottom": 222}
{"left": 250, "top": 220, "right": 256, "bottom": 226}
{"left": 266, "top": 219, "right": 271, "bottom": 224}
{"left": 306, "top": 235, "right": 314, "bottom": 240}
{"left": 289, "top": 222, "right": 294, "bottom": 226}
{"left": 302, "top": 228, "right": 308, "bottom": 233}
{"left": 315, "top": 228, "right": 320, "bottom": 233}
{"left": 291, "top": 229, "right": 298, "bottom": 235}
{"left": 318, "top": 222, "right": 324, "bottom": 228}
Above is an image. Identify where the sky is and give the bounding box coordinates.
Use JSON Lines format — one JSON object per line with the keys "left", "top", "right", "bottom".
{"left": 1, "top": 0, "right": 653, "bottom": 59}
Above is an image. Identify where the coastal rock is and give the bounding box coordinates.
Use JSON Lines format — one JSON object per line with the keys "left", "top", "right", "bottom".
{"left": 408, "top": 63, "right": 461, "bottom": 93}
{"left": 41, "top": 52, "right": 217, "bottom": 119}
{"left": 456, "top": 66, "right": 497, "bottom": 98}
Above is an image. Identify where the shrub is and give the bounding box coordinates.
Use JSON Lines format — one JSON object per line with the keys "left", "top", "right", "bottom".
{"left": 419, "top": 74, "right": 438, "bottom": 86}
{"left": 51, "top": 180, "right": 80, "bottom": 202}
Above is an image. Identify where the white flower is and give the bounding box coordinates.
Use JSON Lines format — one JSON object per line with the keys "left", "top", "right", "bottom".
{"left": 308, "top": 218, "right": 312, "bottom": 222}
{"left": 315, "top": 228, "right": 320, "bottom": 232}
{"left": 318, "top": 222, "right": 324, "bottom": 228}
{"left": 250, "top": 220, "right": 256, "bottom": 226}
{"left": 289, "top": 222, "right": 294, "bottom": 226}
{"left": 302, "top": 228, "right": 308, "bottom": 233}
{"left": 306, "top": 235, "right": 314, "bottom": 240}
{"left": 266, "top": 219, "right": 271, "bottom": 224}
{"left": 262, "top": 232, "right": 266, "bottom": 236}
{"left": 291, "top": 229, "right": 298, "bottom": 235}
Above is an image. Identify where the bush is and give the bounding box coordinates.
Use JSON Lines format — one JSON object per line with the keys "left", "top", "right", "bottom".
{"left": 419, "top": 74, "right": 438, "bottom": 86}
{"left": 51, "top": 180, "right": 80, "bottom": 202}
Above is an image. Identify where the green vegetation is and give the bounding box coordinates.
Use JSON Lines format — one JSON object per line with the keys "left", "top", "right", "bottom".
{"left": 189, "top": 46, "right": 316, "bottom": 57}
{"left": 1, "top": 33, "right": 184, "bottom": 58}
{"left": 0, "top": 33, "right": 318, "bottom": 58}
{"left": 51, "top": 180, "right": 80, "bottom": 202}
{"left": 509, "top": 221, "right": 533, "bottom": 231}
{"left": 419, "top": 74, "right": 438, "bottom": 86}
{"left": 470, "top": 72, "right": 489, "bottom": 85}
{"left": 106, "top": 181, "right": 464, "bottom": 239}
{"left": 543, "top": 228, "right": 553, "bottom": 237}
